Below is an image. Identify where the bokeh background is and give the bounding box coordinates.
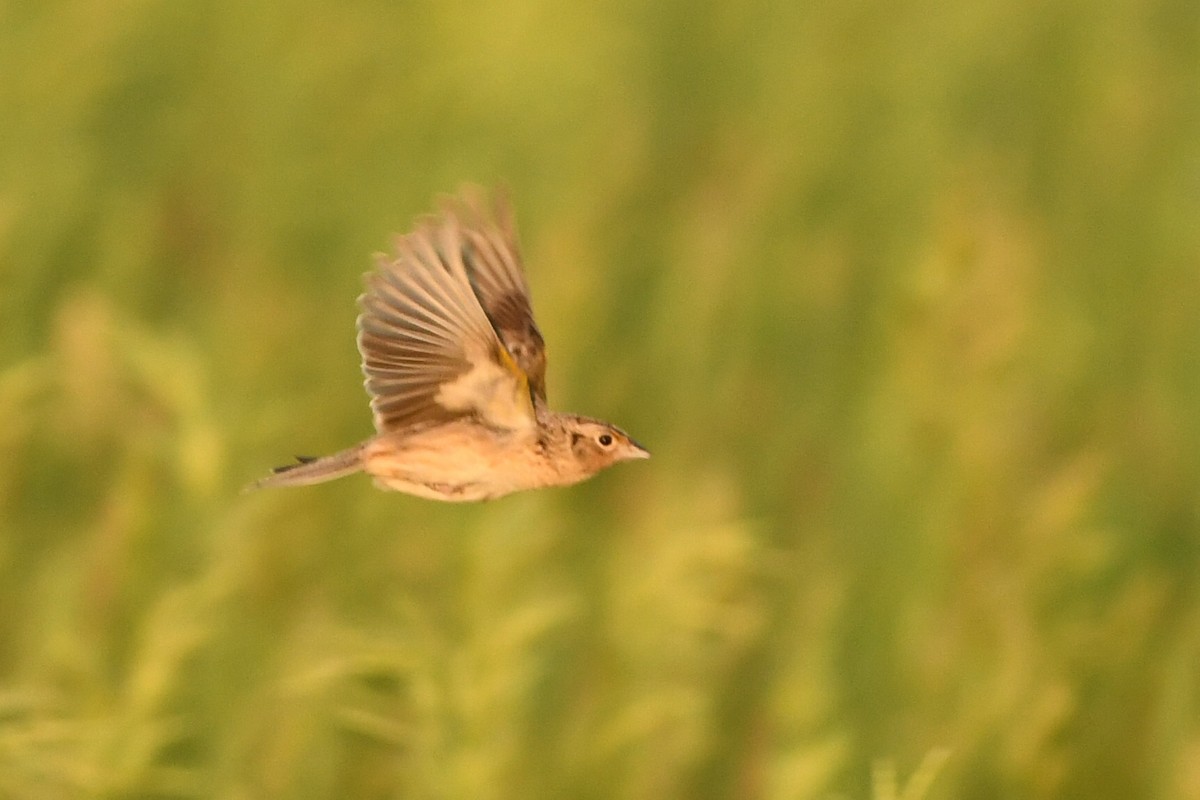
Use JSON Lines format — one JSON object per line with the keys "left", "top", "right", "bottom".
{"left": 3, "top": 1, "right": 1199, "bottom": 797}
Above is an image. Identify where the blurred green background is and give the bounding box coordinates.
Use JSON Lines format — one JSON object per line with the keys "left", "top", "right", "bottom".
{"left": 3, "top": 0, "right": 1199, "bottom": 797}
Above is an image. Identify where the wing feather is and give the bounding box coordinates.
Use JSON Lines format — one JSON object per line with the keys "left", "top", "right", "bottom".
{"left": 356, "top": 212, "right": 535, "bottom": 433}
{"left": 444, "top": 188, "right": 549, "bottom": 403}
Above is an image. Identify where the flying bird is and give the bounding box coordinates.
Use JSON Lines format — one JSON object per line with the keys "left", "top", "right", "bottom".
{"left": 251, "top": 188, "right": 648, "bottom": 501}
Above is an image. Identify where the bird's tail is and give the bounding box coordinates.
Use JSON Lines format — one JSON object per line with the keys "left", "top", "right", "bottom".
{"left": 247, "top": 444, "right": 365, "bottom": 491}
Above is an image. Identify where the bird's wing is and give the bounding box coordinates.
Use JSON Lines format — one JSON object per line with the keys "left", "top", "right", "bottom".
{"left": 357, "top": 212, "right": 537, "bottom": 434}
{"left": 447, "top": 188, "right": 549, "bottom": 404}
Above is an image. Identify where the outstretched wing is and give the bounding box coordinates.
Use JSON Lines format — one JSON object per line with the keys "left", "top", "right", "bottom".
{"left": 356, "top": 211, "right": 536, "bottom": 434}
{"left": 447, "top": 188, "right": 548, "bottom": 404}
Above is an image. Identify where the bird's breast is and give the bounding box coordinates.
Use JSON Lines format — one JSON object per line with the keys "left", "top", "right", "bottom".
{"left": 361, "top": 422, "right": 551, "bottom": 501}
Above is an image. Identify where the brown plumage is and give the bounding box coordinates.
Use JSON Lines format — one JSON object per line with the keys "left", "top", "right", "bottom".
{"left": 250, "top": 188, "right": 648, "bottom": 501}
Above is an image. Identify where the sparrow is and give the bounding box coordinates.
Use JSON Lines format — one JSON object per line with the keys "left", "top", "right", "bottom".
{"left": 251, "top": 188, "right": 648, "bottom": 501}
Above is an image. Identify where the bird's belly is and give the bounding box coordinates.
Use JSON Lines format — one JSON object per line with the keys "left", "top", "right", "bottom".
{"left": 370, "top": 475, "right": 499, "bottom": 502}
{"left": 360, "top": 427, "right": 538, "bottom": 502}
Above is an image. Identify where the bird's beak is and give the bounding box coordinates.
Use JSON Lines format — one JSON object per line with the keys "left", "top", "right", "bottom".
{"left": 625, "top": 438, "right": 651, "bottom": 460}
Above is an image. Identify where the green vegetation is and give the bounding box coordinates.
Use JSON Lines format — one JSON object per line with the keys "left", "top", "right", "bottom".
{"left": 2, "top": 1, "right": 1198, "bottom": 797}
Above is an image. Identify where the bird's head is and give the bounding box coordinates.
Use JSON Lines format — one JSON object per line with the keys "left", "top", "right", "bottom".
{"left": 565, "top": 417, "right": 650, "bottom": 478}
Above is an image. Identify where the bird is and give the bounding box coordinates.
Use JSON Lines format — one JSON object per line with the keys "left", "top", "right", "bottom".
{"left": 250, "top": 187, "right": 649, "bottom": 501}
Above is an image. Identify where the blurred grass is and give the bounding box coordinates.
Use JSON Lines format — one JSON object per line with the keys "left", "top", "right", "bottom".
{"left": 2, "top": 0, "right": 1199, "bottom": 797}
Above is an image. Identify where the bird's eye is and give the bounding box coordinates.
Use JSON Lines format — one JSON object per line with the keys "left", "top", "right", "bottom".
{"left": 598, "top": 434, "right": 613, "bottom": 447}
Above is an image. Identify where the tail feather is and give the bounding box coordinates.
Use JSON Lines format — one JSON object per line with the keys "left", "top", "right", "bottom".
{"left": 247, "top": 444, "right": 364, "bottom": 491}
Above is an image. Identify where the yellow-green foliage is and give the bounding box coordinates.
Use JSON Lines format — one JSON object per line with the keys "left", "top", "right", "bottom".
{"left": 2, "top": 1, "right": 1198, "bottom": 797}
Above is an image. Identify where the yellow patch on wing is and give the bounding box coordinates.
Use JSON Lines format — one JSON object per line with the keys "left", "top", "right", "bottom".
{"left": 434, "top": 344, "right": 534, "bottom": 430}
